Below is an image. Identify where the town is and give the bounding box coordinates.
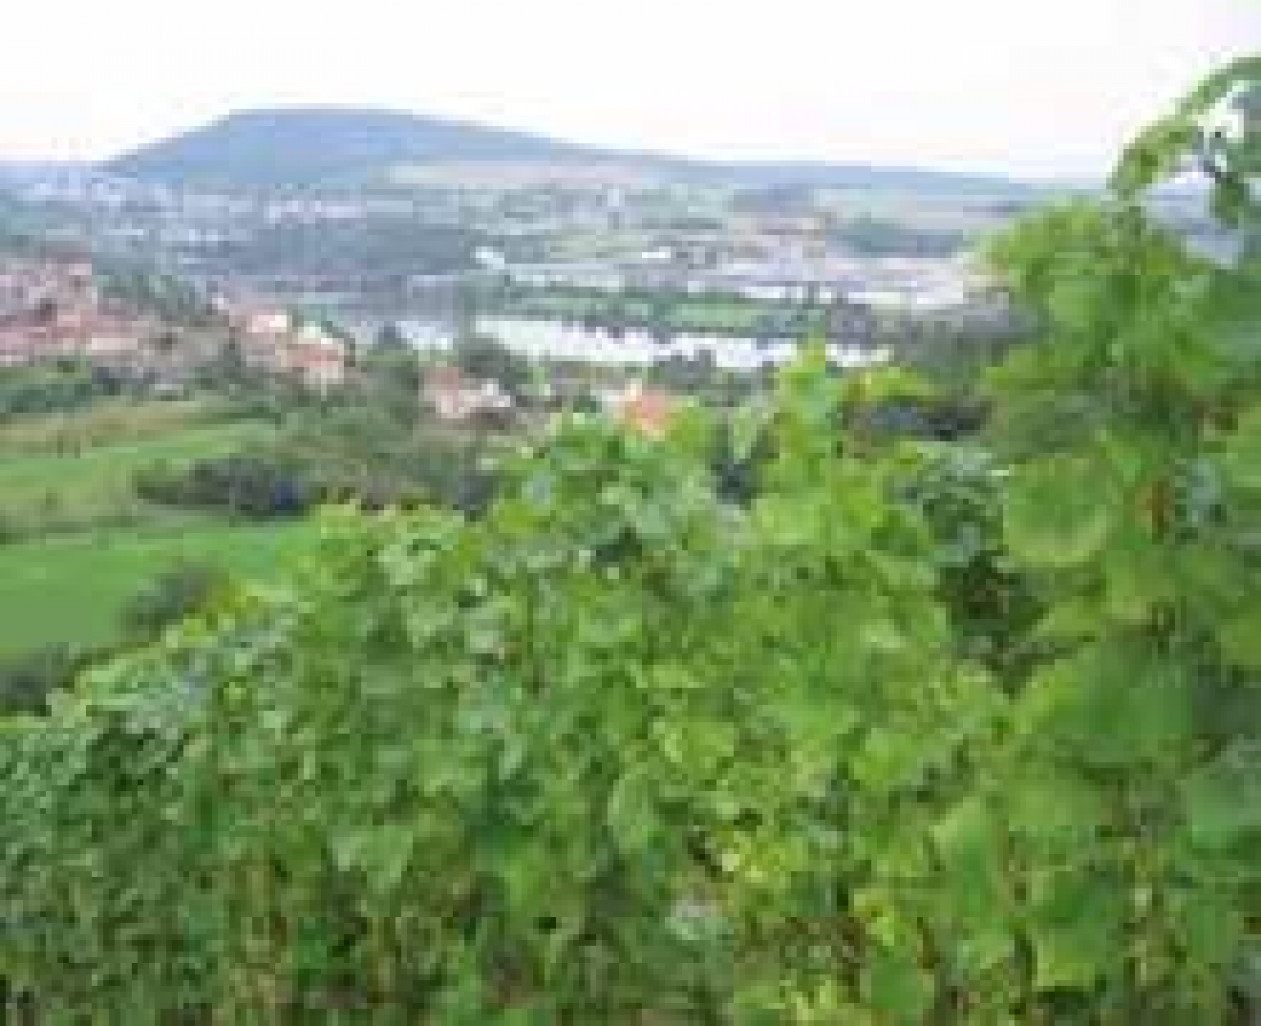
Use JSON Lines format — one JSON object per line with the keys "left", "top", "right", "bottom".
{"left": 0, "top": 147, "right": 1043, "bottom": 413}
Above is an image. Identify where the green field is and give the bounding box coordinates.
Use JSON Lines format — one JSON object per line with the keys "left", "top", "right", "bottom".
{"left": 0, "top": 401, "right": 294, "bottom": 655}
{"left": 505, "top": 292, "right": 802, "bottom": 335}
{"left": 0, "top": 520, "right": 314, "bottom": 655}
{"left": 0, "top": 415, "right": 273, "bottom": 536}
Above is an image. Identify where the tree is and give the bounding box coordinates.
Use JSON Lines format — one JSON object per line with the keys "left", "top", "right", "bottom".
{"left": 356, "top": 333, "right": 423, "bottom": 425}
{"left": 375, "top": 321, "right": 409, "bottom": 351}
{"left": 207, "top": 333, "right": 247, "bottom": 389}
{"left": 121, "top": 563, "right": 227, "bottom": 643}
{"left": 452, "top": 331, "right": 531, "bottom": 399}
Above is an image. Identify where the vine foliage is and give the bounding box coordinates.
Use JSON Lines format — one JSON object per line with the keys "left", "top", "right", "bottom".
{"left": 1, "top": 61, "right": 1260, "bottom": 1022}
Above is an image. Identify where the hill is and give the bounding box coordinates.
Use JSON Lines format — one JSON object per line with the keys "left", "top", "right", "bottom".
{"left": 105, "top": 106, "right": 1030, "bottom": 194}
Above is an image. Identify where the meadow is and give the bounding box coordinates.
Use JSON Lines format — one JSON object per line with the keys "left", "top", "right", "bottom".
{"left": 504, "top": 290, "right": 821, "bottom": 335}
{"left": 0, "top": 403, "right": 273, "bottom": 537}
{"left": 0, "top": 400, "right": 291, "bottom": 655}
{"left": 0, "top": 520, "right": 313, "bottom": 655}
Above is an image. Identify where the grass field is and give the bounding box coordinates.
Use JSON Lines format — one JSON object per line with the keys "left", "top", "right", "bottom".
{"left": 507, "top": 294, "right": 785, "bottom": 335}
{"left": 0, "top": 401, "right": 296, "bottom": 656}
{"left": 0, "top": 415, "right": 273, "bottom": 536}
{"left": 0, "top": 520, "right": 315, "bottom": 655}
{"left": 0, "top": 399, "right": 231, "bottom": 455}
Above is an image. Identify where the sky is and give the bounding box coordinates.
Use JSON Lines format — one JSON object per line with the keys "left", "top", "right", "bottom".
{"left": 1, "top": 0, "right": 1257, "bottom": 179}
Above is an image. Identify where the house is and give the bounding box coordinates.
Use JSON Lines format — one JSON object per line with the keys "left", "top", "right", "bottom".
{"left": 218, "top": 296, "right": 292, "bottom": 339}
{"left": 605, "top": 382, "right": 677, "bottom": 437}
{"left": 0, "top": 323, "right": 79, "bottom": 366}
{"left": 243, "top": 324, "right": 347, "bottom": 391}
{"left": 424, "top": 365, "right": 515, "bottom": 423}
{"left": 242, "top": 308, "right": 292, "bottom": 337}
{"left": 80, "top": 319, "right": 146, "bottom": 361}
{"left": 284, "top": 335, "right": 347, "bottom": 391}
{"left": 0, "top": 256, "right": 98, "bottom": 320}
{"left": 228, "top": 305, "right": 348, "bottom": 391}
{"left": 0, "top": 328, "right": 39, "bottom": 366}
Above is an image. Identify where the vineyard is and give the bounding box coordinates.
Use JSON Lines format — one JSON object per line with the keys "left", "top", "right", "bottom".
{"left": 1, "top": 60, "right": 1259, "bottom": 1022}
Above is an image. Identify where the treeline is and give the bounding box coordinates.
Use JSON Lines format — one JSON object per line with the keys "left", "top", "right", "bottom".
{"left": 131, "top": 416, "right": 496, "bottom": 521}
{"left": 0, "top": 360, "right": 135, "bottom": 420}
{"left": 830, "top": 214, "right": 970, "bottom": 257}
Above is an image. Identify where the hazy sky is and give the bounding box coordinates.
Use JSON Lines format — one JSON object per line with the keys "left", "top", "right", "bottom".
{"left": 2, "top": 0, "right": 1257, "bottom": 177}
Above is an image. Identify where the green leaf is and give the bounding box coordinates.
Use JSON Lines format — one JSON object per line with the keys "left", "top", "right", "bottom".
{"left": 1004, "top": 770, "right": 1107, "bottom": 847}
{"left": 931, "top": 798, "right": 1014, "bottom": 970}
{"left": 730, "top": 401, "right": 771, "bottom": 461}
{"left": 1174, "top": 885, "right": 1244, "bottom": 971}
{"left": 1110, "top": 54, "right": 1261, "bottom": 197}
{"left": 1217, "top": 404, "right": 1261, "bottom": 492}
{"left": 851, "top": 726, "right": 934, "bottom": 792}
{"left": 329, "top": 823, "right": 416, "bottom": 893}
{"left": 860, "top": 944, "right": 934, "bottom": 1025}
{"left": 1017, "top": 643, "right": 1194, "bottom": 768}
{"left": 1003, "top": 456, "right": 1116, "bottom": 569}
{"left": 1102, "top": 527, "right": 1174, "bottom": 625}
{"left": 1218, "top": 609, "right": 1261, "bottom": 669}
{"left": 1030, "top": 869, "right": 1125, "bottom": 992}
{"left": 1047, "top": 274, "right": 1105, "bottom": 334}
{"left": 606, "top": 770, "right": 660, "bottom": 855}
{"left": 1181, "top": 741, "right": 1261, "bottom": 850}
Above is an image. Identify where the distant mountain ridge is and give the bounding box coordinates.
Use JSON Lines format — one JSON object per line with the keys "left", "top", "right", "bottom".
{"left": 105, "top": 107, "right": 1032, "bottom": 194}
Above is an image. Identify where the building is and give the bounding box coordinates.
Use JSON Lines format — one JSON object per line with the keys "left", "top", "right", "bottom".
{"left": 218, "top": 295, "right": 348, "bottom": 391}
{"left": 0, "top": 326, "right": 59, "bottom": 366}
{"left": 239, "top": 307, "right": 293, "bottom": 337}
{"left": 78, "top": 315, "right": 148, "bottom": 364}
{"left": 0, "top": 256, "right": 98, "bottom": 319}
{"left": 282, "top": 333, "right": 347, "bottom": 391}
{"left": 605, "top": 382, "right": 677, "bottom": 437}
{"left": 0, "top": 308, "right": 149, "bottom": 370}
{"left": 424, "top": 365, "right": 515, "bottom": 423}
{"left": 238, "top": 319, "right": 347, "bottom": 392}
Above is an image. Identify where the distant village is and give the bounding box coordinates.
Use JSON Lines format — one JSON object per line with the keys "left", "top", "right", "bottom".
{"left": 0, "top": 154, "right": 1066, "bottom": 442}
{"left": 0, "top": 252, "right": 694, "bottom": 436}
{"left": 0, "top": 254, "right": 349, "bottom": 389}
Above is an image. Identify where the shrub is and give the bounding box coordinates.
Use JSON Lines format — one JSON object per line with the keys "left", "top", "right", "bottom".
{"left": 134, "top": 454, "right": 317, "bottom": 519}
{"left": 0, "top": 645, "right": 81, "bottom": 716}
{"left": 121, "top": 563, "right": 229, "bottom": 642}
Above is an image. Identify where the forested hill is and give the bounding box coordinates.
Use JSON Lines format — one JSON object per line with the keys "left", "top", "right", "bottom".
{"left": 105, "top": 106, "right": 1031, "bottom": 193}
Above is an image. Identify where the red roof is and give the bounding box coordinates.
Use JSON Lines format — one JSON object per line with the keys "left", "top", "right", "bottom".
{"left": 616, "top": 387, "right": 676, "bottom": 436}
{"left": 288, "top": 342, "right": 344, "bottom": 368}
{"left": 427, "top": 365, "right": 467, "bottom": 392}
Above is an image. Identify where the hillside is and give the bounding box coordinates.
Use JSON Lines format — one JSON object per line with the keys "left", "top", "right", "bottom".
{"left": 105, "top": 106, "right": 1029, "bottom": 194}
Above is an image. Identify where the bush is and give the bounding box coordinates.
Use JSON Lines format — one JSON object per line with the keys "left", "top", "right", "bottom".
{"left": 134, "top": 454, "right": 317, "bottom": 519}
{"left": 0, "top": 360, "right": 125, "bottom": 420}
{"left": 121, "top": 563, "right": 228, "bottom": 642}
{"left": 0, "top": 645, "right": 82, "bottom": 716}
